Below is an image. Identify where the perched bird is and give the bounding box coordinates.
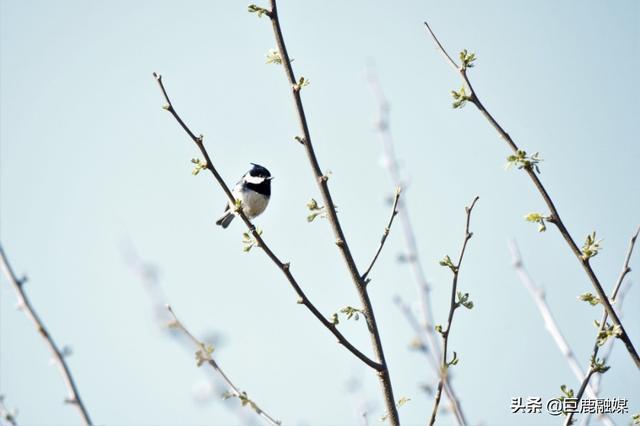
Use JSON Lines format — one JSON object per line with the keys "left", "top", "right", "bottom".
{"left": 216, "top": 163, "right": 272, "bottom": 228}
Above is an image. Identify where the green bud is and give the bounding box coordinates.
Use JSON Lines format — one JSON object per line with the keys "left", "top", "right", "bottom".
{"left": 439, "top": 255, "right": 457, "bottom": 273}
{"left": 248, "top": 4, "right": 268, "bottom": 17}
{"left": 578, "top": 292, "right": 600, "bottom": 306}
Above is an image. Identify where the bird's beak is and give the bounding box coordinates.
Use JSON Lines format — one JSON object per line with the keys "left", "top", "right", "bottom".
{"left": 267, "top": 176, "right": 274, "bottom": 180}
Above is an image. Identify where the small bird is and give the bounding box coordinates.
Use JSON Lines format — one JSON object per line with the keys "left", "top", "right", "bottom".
{"left": 216, "top": 163, "right": 273, "bottom": 229}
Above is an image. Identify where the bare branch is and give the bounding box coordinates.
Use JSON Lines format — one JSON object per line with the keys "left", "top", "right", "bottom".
{"left": 565, "top": 226, "right": 640, "bottom": 425}
{"left": 610, "top": 226, "right": 640, "bottom": 299}
{"left": 423, "top": 22, "right": 640, "bottom": 368}
{"left": 152, "top": 73, "right": 381, "bottom": 371}
{"left": 508, "top": 240, "right": 614, "bottom": 426}
{"left": 362, "top": 187, "right": 401, "bottom": 283}
{"left": 265, "top": 1, "right": 399, "bottom": 423}
{"left": 423, "top": 22, "right": 459, "bottom": 72}
{"left": 166, "top": 306, "right": 281, "bottom": 426}
{"left": 0, "top": 244, "right": 93, "bottom": 425}
{"left": 429, "top": 197, "right": 479, "bottom": 426}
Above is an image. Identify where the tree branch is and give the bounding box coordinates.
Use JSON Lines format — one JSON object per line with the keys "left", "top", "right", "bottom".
{"left": 565, "top": 226, "right": 640, "bottom": 426}
{"left": 264, "top": 2, "right": 399, "bottom": 423}
{"left": 580, "top": 280, "right": 631, "bottom": 426}
{"left": 423, "top": 21, "right": 640, "bottom": 368}
{"left": 166, "top": 306, "right": 281, "bottom": 426}
{"left": 0, "top": 244, "right": 93, "bottom": 426}
{"left": 394, "top": 297, "right": 465, "bottom": 426}
{"left": 152, "top": 73, "right": 381, "bottom": 371}
{"left": 508, "top": 240, "right": 614, "bottom": 426}
{"left": 429, "top": 196, "right": 479, "bottom": 426}
{"left": 362, "top": 187, "right": 401, "bottom": 283}
{"left": 0, "top": 395, "right": 18, "bottom": 426}
{"left": 368, "top": 62, "right": 466, "bottom": 426}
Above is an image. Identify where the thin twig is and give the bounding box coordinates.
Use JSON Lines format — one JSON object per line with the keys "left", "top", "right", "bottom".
{"left": 367, "top": 64, "right": 467, "bottom": 426}
{"left": 429, "top": 197, "right": 479, "bottom": 426}
{"left": 394, "top": 297, "right": 465, "bottom": 425}
{"left": 423, "top": 21, "right": 640, "bottom": 368}
{"left": 608, "top": 226, "right": 640, "bottom": 304}
{"left": 362, "top": 187, "right": 401, "bottom": 283}
{"left": 264, "top": 2, "right": 399, "bottom": 423}
{"left": 565, "top": 226, "right": 640, "bottom": 426}
{"left": 508, "top": 240, "right": 614, "bottom": 426}
{"left": 166, "top": 306, "right": 281, "bottom": 426}
{"left": 0, "top": 244, "right": 93, "bottom": 426}
{"left": 152, "top": 73, "right": 380, "bottom": 371}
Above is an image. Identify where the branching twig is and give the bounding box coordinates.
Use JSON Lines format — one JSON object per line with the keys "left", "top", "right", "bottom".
{"left": 262, "top": 2, "right": 399, "bottom": 423}
{"left": 423, "top": 21, "right": 640, "bottom": 368}
{"left": 508, "top": 240, "right": 614, "bottom": 426}
{"left": 362, "top": 187, "right": 401, "bottom": 283}
{"left": 429, "top": 197, "right": 479, "bottom": 426}
{"left": 565, "top": 226, "right": 640, "bottom": 426}
{"left": 152, "top": 73, "right": 380, "bottom": 371}
{"left": 0, "top": 244, "right": 93, "bottom": 426}
{"left": 368, "top": 65, "right": 467, "bottom": 426}
{"left": 166, "top": 306, "right": 281, "bottom": 426}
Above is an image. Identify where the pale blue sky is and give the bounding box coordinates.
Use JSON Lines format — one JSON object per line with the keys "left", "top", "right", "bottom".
{"left": 1, "top": 1, "right": 638, "bottom": 425}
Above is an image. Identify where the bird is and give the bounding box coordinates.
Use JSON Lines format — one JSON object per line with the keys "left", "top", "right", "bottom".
{"left": 216, "top": 163, "right": 272, "bottom": 229}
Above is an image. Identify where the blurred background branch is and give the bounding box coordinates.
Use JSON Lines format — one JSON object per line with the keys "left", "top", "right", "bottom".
{"left": 508, "top": 240, "right": 615, "bottom": 426}
{"left": 166, "top": 306, "right": 281, "bottom": 426}
{"left": 394, "top": 296, "right": 465, "bottom": 425}
{"left": 368, "top": 63, "right": 467, "bottom": 426}
{"left": 120, "top": 239, "right": 258, "bottom": 425}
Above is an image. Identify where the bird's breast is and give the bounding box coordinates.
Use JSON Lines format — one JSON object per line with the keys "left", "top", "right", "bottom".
{"left": 238, "top": 188, "right": 269, "bottom": 219}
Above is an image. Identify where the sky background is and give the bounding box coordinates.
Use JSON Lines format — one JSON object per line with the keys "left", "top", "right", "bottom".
{"left": 1, "top": 1, "right": 639, "bottom": 425}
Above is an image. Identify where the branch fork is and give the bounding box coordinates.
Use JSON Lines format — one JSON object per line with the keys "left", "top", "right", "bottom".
{"left": 262, "top": 1, "right": 401, "bottom": 422}
{"left": 153, "top": 72, "right": 382, "bottom": 372}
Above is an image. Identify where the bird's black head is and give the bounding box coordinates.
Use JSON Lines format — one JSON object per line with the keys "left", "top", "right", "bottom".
{"left": 243, "top": 163, "right": 272, "bottom": 196}
{"left": 249, "top": 163, "right": 271, "bottom": 179}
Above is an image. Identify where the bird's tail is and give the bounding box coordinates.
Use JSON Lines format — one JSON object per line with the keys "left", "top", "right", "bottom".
{"left": 215, "top": 211, "right": 235, "bottom": 228}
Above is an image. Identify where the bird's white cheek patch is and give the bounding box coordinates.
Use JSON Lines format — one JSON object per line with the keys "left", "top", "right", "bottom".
{"left": 244, "top": 175, "right": 266, "bottom": 184}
